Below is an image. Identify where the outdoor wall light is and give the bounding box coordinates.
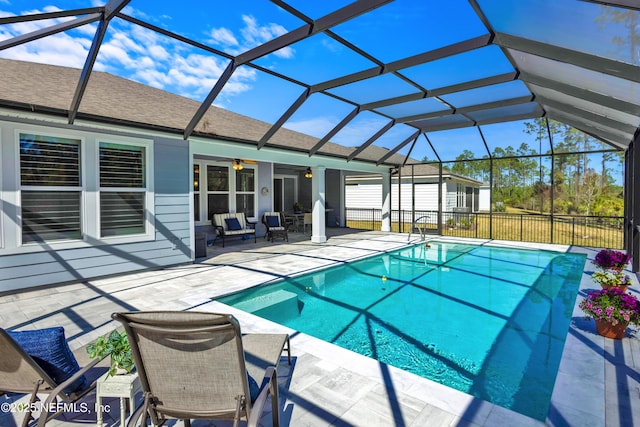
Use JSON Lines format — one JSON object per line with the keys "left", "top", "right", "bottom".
{"left": 305, "top": 167, "right": 312, "bottom": 178}
{"left": 232, "top": 159, "right": 243, "bottom": 170}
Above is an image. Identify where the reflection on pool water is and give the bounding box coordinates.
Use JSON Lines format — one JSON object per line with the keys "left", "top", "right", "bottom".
{"left": 217, "top": 241, "right": 586, "bottom": 421}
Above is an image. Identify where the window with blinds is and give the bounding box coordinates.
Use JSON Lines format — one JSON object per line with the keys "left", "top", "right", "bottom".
{"left": 99, "top": 143, "right": 146, "bottom": 237}
{"left": 20, "top": 134, "right": 82, "bottom": 243}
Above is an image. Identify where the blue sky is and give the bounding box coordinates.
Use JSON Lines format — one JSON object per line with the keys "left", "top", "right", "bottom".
{"left": 0, "top": 0, "right": 627, "bottom": 176}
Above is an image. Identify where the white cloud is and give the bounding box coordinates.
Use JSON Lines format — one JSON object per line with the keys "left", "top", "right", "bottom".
{"left": 0, "top": 7, "right": 91, "bottom": 67}
{"left": 133, "top": 67, "right": 171, "bottom": 90}
{"left": 209, "top": 27, "right": 238, "bottom": 47}
{"left": 284, "top": 117, "right": 338, "bottom": 138}
{"left": 75, "top": 22, "right": 99, "bottom": 37}
{"left": 0, "top": 6, "right": 263, "bottom": 104}
{"left": 148, "top": 44, "right": 170, "bottom": 61}
{"left": 207, "top": 14, "right": 295, "bottom": 59}
{"left": 97, "top": 43, "right": 134, "bottom": 69}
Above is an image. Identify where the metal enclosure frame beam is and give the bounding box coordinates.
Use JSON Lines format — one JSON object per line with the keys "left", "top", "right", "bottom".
{"left": 0, "top": 14, "right": 101, "bottom": 51}
{"left": 520, "top": 71, "right": 640, "bottom": 117}
{"left": 495, "top": 33, "right": 640, "bottom": 84}
{"left": 69, "top": 0, "right": 131, "bottom": 124}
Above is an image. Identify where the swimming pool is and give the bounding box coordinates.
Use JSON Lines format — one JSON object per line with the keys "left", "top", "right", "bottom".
{"left": 217, "top": 241, "right": 586, "bottom": 421}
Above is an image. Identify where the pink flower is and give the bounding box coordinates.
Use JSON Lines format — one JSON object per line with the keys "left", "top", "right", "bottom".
{"left": 579, "top": 287, "right": 640, "bottom": 326}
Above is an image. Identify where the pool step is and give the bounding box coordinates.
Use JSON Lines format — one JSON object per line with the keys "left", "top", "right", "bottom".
{"left": 234, "top": 289, "right": 300, "bottom": 320}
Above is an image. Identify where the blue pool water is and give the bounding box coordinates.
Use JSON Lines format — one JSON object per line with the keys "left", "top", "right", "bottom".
{"left": 217, "top": 241, "right": 586, "bottom": 421}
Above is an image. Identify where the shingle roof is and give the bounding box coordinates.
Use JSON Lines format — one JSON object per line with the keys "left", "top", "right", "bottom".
{"left": 0, "top": 58, "right": 404, "bottom": 166}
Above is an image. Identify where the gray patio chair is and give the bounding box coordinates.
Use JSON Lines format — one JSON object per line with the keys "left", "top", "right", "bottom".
{"left": 0, "top": 327, "right": 108, "bottom": 427}
{"left": 262, "top": 211, "right": 289, "bottom": 242}
{"left": 112, "top": 311, "right": 290, "bottom": 427}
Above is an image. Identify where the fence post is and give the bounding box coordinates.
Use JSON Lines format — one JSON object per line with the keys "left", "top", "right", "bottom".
{"left": 372, "top": 208, "right": 376, "bottom": 231}
{"left": 520, "top": 215, "right": 523, "bottom": 241}
{"left": 475, "top": 213, "right": 478, "bottom": 239}
{"left": 572, "top": 217, "right": 575, "bottom": 246}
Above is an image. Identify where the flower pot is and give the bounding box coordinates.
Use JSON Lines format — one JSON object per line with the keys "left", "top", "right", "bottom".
{"left": 595, "top": 319, "right": 628, "bottom": 339}
{"left": 601, "top": 283, "right": 629, "bottom": 293}
{"left": 114, "top": 366, "right": 129, "bottom": 375}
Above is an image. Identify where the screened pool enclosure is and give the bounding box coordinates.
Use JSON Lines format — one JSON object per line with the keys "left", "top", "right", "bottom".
{"left": 0, "top": 0, "right": 639, "bottom": 269}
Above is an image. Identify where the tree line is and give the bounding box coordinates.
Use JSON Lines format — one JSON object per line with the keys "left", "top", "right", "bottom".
{"left": 429, "top": 119, "right": 624, "bottom": 217}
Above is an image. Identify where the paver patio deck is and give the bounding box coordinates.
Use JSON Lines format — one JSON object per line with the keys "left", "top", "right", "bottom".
{"left": 1, "top": 229, "right": 638, "bottom": 426}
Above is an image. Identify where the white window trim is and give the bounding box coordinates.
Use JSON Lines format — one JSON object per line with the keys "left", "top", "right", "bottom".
{"left": 274, "top": 173, "right": 298, "bottom": 213}
{"left": 193, "top": 161, "right": 201, "bottom": 223}
{"left": 4, "top": 126, "right": 155, "bottom": 254}
{"left": 203, "top": 162, "right": 231, "bottom": 226}
{"left": 234, "top": 164, "right": 257, "bottom": 220}
{"left": 96, "top": 136, "right": 154, "bottom": 245}
{"left": 195, "top": 160, "right": 257, "bottom": 226}
{"left": 15, "top": 129, "right": 86, "bottom": 249}
{"left": 456, "top": 183, "right": 465, "bottom": 208}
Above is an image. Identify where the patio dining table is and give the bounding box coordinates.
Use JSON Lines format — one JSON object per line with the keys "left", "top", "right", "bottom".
{"left": 284, "top": 212, "right": 305, "bottom": 232}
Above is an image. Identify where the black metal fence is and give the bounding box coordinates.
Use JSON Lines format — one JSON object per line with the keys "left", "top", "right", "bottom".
{"left": 345, "top": 208, "right": 624, "bottom": 249}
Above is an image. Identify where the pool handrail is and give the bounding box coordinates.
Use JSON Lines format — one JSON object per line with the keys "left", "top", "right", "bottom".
{"left": 408, "top": 215, "right": 431, "bottom": 242}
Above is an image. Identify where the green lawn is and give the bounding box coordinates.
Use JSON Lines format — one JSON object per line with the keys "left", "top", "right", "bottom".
{"left": 346, "top": 214, "right": 623, "bottom": 249}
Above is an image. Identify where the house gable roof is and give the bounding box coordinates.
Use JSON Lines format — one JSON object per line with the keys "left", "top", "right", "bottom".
{"left": 0, "top": 58, "right": 405, "bottom": 166}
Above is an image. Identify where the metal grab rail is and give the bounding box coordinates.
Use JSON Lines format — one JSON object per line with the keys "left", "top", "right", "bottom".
{"left": 408, "top": 215, "right": 432, "bottom": 242}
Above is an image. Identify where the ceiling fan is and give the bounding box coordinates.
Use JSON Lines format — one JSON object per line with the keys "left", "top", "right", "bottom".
{"left": 232, "top": 158, "right": 257, "bottom": 170}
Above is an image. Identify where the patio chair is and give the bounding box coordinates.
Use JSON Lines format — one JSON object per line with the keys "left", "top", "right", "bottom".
{"left": 0, "top": 327, "right": 107, "bottom": 427}
{"left": 112, "top": 311, "right": 290, "bottom": 427}
{"left": 303, "top": 213, "right": 312, "bottom": 235}
{"left": 262, "top": 212, "right": 288, "bottom": 242}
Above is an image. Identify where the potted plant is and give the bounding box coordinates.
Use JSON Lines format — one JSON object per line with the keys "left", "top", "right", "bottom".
{"left": 593, "top": 249, "right": 630, "bottom": 271}
{"left": 87, "top": 329, "right": 134, "bottom": 376}
{"left": 293, "top": 202, "right": 303, "bottom": 214}
{"left": 591, "top": 270, "right": 631, "bottom": 292}
{"left": 579, "top": 288, "right": 640, "bottom": 339}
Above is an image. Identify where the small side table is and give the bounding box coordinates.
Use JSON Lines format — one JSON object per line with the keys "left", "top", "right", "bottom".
{"left": 96, "top": 371, "right": 142, "bottom": 427}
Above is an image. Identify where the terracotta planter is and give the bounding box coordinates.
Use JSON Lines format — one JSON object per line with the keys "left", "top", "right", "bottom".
{"left": 595, "top": 319, "right": 628, "bottom": 339}
{"left": 601, "top": 283, "right": 629, "bottom": 293}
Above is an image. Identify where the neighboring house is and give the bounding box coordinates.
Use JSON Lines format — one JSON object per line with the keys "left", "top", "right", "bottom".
{"left": 0, "top": 59, "right": 396, "bottom": 293}
{"left": 345, "top": 164, "right": 488, "bottom": 216}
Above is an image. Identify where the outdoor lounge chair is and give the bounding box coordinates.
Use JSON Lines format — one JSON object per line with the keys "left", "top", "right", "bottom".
{"left": 212, "top": 212, "right": 257, "bottom": 247}
{"left": 112, "top": 311, "right": 290, "bottom": 427}
{"left": 262, "top": 212, "right": 288, "bottom": 242}
{"left": 0, "top": 327, "right": 107, "bottom": 427}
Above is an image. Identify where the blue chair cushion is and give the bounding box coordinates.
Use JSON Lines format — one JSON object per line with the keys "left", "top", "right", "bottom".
{"left": 248, "top": 372, "right": 260, "bottom": 402}
{"left": 265, "top": 215, "right": 280, "bottom": 228}
{"left": 225, "top": 217, "right": 242, "bottom": 231}
{"left": 8, "top": 327, "right": 87, "bottom": 394}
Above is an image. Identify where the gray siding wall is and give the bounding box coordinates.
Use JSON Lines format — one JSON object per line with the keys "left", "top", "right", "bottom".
{"left": 0, "top": 124, "right": 192, "bottom": 293}
{"left": 255, "top": 161, "right": 273, "bottom": 237}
